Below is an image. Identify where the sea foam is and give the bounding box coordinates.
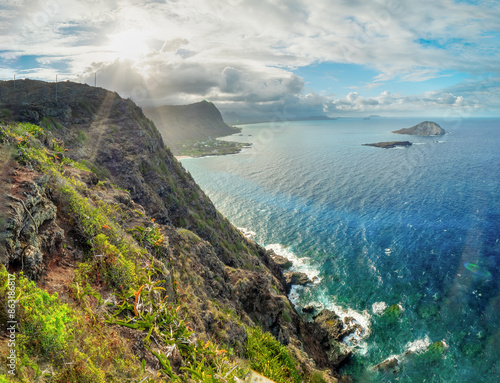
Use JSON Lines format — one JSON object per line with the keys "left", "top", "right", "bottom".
{"left": 265, "top": 243, "right": 322, "bottom": 284}
{"left": 237, "top": 227, "right": 256, "bottom": 238}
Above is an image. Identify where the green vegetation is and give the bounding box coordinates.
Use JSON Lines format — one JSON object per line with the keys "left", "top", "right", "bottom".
{"left": 180, "top": 138, "right": 249, "bottom": 157}
{"left": 382, "top": 304, "right": 403, "bottom": 324}
{"left": 41, "top": 116, "right": 64, "bottom": 130}
{"left": 0, "top": 265, "right": 143, "bottom": 382}
{"left": 0, "top": 121, "right": 317, "bottom": 383}
{"left": 80, "top": 159, "right": 110, "bottom": 179}
{"left": 417, "top": 341, "right": 447, "bottom": 364}
{"left": 246, "top": 326, "right": 302, "bottom": 383}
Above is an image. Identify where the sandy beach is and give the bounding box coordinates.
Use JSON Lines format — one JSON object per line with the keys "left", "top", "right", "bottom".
{"left": 175, "top": 155, "right": 192, "bottom": 160}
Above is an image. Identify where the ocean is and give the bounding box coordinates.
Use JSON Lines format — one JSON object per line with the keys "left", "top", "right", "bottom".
{"left": 180, "top": 117, "right": 500, "bottom": 382}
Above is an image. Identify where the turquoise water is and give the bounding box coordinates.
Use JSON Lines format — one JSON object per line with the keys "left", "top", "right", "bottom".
{"left": 181, "top": 118, "right": 500, "bottom": 382}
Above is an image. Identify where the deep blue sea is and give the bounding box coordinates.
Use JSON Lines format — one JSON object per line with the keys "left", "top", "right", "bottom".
{"left": 180, "top": 117, "right": 500, "bottom": 382}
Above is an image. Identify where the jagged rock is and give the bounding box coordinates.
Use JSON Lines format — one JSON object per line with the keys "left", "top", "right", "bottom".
{"left": 374, "top": 357, "right": 399, "bottom": 372}
{"left": 313, "top": 310, "right": 345, "bottom": 341}
{"left": 267, "top": 249, "right": 292, "bottom": 270}
{"left": 284, "top": 271, "right": 312, "bottom": 293}
{"left": 303, "top": 304, "right": 316, "bottom": 314}
{"left": 342, "top": 316, "right": 363, "bottom": 338}
{"left": 304, "top": 309, "right": 352, "bottom": 367}
{"left": 392, "top": 121, "right": 446, "bottom": 136}
{"left": 4, "top": 170, "right": 64, "bottom": 279}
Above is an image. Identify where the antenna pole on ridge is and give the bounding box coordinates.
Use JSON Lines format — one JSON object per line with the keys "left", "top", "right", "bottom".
{"left": 56, "top": 75, "right": 58, "bottom": 102}
{"left": 94, "top": 72, "right": 96, "bottom": 87}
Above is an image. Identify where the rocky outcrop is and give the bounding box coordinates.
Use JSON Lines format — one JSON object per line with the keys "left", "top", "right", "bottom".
{"left": 284, "top": 271, "right": 312, "bottom": 293}
{"left": 374, "top": 357, "right": 398, "bottom": 372}
{"left": 0, "top": 80, "right": 351, "bottom": 380}
{"left": 267, "top": 249, "right": 292, "bottom": 270}
{"left": 304, "top": 309, "right": 353, "bottom": 367}
{"left": 392, "top": 121, "right": 445, "bottom": 136}
{"left": 363, "top": 141, "right": 412, "bottom": 149}
{"left": 2, "top": 168, "right": 64, "bottom": 280}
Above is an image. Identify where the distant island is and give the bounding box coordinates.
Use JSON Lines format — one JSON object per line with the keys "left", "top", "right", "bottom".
{"left": 363, "top": 115, "right": 383, "bottom": 120}
{"left": 222, "top": 113, "right": 338, "bottom": 125}
{"left": 363, "top": 141, "right": 412, "bottom": 149}
{"left": 392, "top": 121, "right": 445, "bottom": 136}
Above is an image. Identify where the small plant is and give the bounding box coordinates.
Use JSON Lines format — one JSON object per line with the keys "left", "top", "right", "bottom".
{"left": 310, "top": 371, "right": 327, "bottom": 383}
{"left": 16, "top": 275, "right": 74, "bottom": 359}
{"left": 381, "top": 304, "right": 402, "bottom": 324}
{"left": 246, "top": 326, "right": 302, "bottom": 383}
{"left": 419, "top": 340, "right": 447, "bottom": 363}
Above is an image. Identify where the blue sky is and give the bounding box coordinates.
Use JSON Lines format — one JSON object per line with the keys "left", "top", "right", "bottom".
{"left": 0, "top": 0, "right": 499, "bottom": 119}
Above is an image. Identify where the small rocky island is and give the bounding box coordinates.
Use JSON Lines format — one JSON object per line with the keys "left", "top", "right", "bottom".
{"left": 392, "top": 121, "right": 446, "bottom": 136}
{"left": 363, "top": 141, "right": 412, "bottom": 149}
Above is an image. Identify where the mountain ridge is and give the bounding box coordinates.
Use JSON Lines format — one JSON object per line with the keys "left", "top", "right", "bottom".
{"left": 0, "top": 79, "right": 352, "bottom": 382}
{"left": 144, "top": 101, "right": 241, "bottom": 155}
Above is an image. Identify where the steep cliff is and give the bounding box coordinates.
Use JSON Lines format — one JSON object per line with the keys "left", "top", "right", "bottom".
{"left": 0, "top": 80, "right": 352, "bottom": 382}
{"left": 144, "top": 101, "right": 240, "bottom": 154}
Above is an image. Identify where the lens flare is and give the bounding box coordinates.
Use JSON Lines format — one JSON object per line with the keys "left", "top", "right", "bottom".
{"left": 464, "top": 263, "right": 491, "bottom": 278}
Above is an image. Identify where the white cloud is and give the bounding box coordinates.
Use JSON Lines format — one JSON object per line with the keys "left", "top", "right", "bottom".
{"left": 0, "top": 0, "right": 499, "bottom": 116}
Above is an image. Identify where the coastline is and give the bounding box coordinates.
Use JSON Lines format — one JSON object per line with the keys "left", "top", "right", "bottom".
{"left": 238, "top": 228, "right": 371, "bottom": 349}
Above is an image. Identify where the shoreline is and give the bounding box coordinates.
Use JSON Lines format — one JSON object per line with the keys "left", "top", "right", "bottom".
{"left": 237, "top": 228, "right": 371, "bottom": 348}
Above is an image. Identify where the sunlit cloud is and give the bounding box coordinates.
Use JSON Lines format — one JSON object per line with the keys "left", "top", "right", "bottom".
{"left": 0, "top": 0, "right": 499, "bottom": 117}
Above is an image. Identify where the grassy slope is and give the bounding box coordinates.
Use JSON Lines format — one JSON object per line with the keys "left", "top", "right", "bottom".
{"left": 0, "top": 122, "right": 331, "bottom": 382}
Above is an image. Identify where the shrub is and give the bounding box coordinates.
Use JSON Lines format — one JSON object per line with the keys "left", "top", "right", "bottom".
{"left": 246, "top": 326, "right": 302, "bottom": 383}
{"left": 310, "top": 371, "right": 327, "bottom": 383}
{"left": 382, "top": 304, "right": 402, "bottom": 324}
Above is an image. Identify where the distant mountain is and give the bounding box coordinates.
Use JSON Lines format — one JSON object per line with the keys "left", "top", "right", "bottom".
{"left": 392, "top": 121, "right": 446, "bottom": 136}
{"left": 144, "top": 101, "right": 240, "bottom": 153}
{"left": 222, "top": 113, "right": 337, "bottom": 125}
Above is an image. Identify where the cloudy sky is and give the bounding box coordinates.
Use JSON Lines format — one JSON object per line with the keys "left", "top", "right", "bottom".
{"left": 1, "top": 0, "right": 500, "bottom": 120}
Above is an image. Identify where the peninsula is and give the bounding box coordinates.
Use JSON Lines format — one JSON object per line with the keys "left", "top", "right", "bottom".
{"left": 144, "top": 101, "right": 247, "bottom": 157}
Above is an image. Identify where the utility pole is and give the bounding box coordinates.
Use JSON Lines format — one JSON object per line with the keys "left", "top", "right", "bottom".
{"left": 55, "top": 75, "right": 58, "bottom": 103}
{"left": 94, "top": 72, "right": 96, "bottom": 87}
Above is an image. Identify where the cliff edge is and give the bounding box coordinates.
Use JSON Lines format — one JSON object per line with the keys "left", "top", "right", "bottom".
{"left": 144, "top": 101, "right": 241, "bottom": 154}
{"left": 0, "top": 80, "right": 351, "bottom": 382}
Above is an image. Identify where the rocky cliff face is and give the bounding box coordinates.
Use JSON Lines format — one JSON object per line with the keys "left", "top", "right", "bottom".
{"left": 0, "top": 80, "right": 352, "bottom": 382}
{"left": 392, "top": 121, "right": 446, "bottom": 136}
{"left": 144, "top": 101, "right": 240, "bottom": 154}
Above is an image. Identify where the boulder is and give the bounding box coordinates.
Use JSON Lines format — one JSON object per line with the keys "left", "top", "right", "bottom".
{"left": 284, "top": 271, "right": 312, "bottom": 292}
{"left": 374, "top": 357, "right": 399, "bottom": 372}
{"left": 302, "top": 304, "right": 316, "bottom": 314}
{"left": 266, "top": 249, "right": 293, "bottom": 270}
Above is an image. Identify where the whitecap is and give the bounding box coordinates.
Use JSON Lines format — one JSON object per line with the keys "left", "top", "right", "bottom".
{"left": 265, "top": 243, "right": 322, "bottom": 284}
{"left": 404, "top": 335, "right": 431, "bottom": 354}
{"left": 237, "top": 227, "right": 256, "bottom": 238}
{"left": 322, "top": 300, "right": 372, "bottom": 346}
{"left": 372, "top": 301, "right": 387, "bottom": 315}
